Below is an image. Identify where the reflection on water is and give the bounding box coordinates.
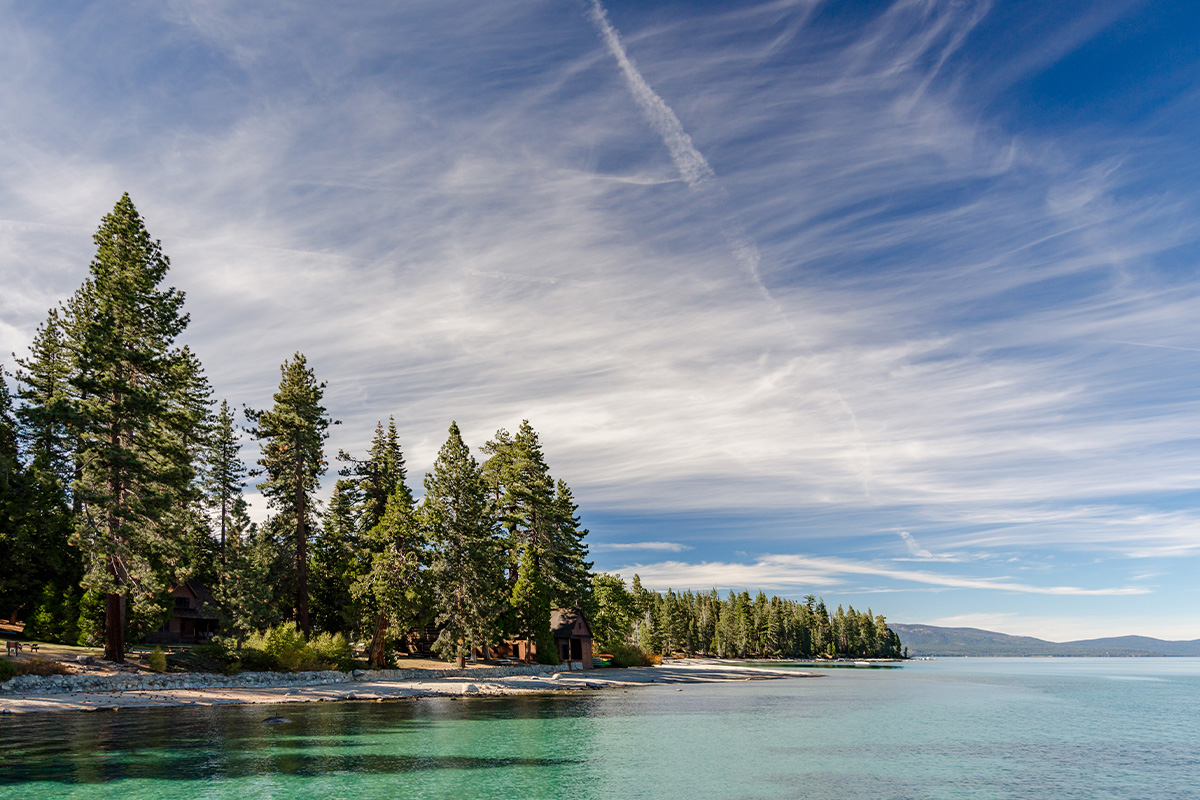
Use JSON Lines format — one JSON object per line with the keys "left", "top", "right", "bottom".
{"left": 2, "top": 659, "right": 1199, "bottom": 800}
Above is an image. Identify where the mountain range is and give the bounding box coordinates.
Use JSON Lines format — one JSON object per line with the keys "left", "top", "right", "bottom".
{"left": 890, "top": 624, "right": 1200, "bottom": 657}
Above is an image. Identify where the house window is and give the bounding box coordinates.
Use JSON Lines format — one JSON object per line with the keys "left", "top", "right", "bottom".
{"left": 175, "top": 597, "right": 191, "bottom": 609}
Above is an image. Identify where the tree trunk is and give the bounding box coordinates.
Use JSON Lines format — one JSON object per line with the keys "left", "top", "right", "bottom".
{"left": 104, "top": 592, "right": 124, "bottom": 663}
{"left": 368, "top": 612, "right": 389, "bottom": 668}
{"left": 295, "top": 477, "right": 310, "bottom": 636}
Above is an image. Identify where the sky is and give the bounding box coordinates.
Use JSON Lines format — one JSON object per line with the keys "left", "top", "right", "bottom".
{"left": 2, "top": 0, "right": 1199, "bottom": 642}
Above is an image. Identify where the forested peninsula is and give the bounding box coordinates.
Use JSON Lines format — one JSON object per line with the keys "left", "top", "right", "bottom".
{"left": 1, "top": 195, "right": 902, "bottom": 675}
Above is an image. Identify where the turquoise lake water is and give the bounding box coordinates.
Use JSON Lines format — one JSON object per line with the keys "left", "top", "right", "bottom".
{"left": 3, "top": 658, "right": 1198, "bottom": 799}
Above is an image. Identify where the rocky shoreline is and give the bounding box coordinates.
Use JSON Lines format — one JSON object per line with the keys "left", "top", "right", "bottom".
{"left": 0, "top": 660, "right": 818, "bottom": 714}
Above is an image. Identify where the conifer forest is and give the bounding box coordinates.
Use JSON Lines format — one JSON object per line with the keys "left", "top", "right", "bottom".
{"left": 0, "top": 195, "right": 902, "bottom": 665}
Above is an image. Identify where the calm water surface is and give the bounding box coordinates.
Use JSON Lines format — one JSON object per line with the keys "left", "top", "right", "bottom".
{"left": 2, "top": 658, "right": 1197, "bottom": 799}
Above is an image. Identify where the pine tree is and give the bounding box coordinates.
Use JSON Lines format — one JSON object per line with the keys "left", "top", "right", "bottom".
{"left": 203, "top": 400, "right": 247, "bottom": 570}
{"left": 342, "top": 418, "right": 415, "bottom": 665}
{"left": 310, "top": 479, "right": 359, "bottom": 634}
{"left": 482, "top": 420, "right": 590, "bottom": 653}
{"left": 353, "top": 486, "right": 424, "bottom": 666}
{"left": 33, "top": 194, "right": 205, "bottom": 662}
{"left": 423, "top": 422, "right": 504, "bottom": 668}
{"left": 14, "top": 310, "right": 78, "bottom": 492}
{"left": 246, "top": 352, "right": 333, "bottom": 636}
{"left": 213, "top": 497, "right": 283, "bottom": 642}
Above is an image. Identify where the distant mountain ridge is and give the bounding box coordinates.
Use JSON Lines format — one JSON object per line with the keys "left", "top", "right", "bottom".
{"left": 891, "top": 624, "right": 1200, "bottom": 657}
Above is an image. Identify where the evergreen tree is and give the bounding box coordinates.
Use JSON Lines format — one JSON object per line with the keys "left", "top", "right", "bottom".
{"left": 353, "top": 486, "right": 424, "bottom": 667}
{"left": 28, "top": 195, "right": 205, "bottom": 662}
{"left": 342, "top": 418, "right": 414, "bottom": 664}
{"left": 14, "top": 310, "right": 79, "bottom": 492}
{"left": 165, "top": 347, "right": 216, "bottom": 586}
{"left": 310, "top": 479, "right": 359, "bottom": 634}
{"left": 203, "top": 400, "right": 247, "bottom": 569}
{"left": 213, "top": 498, "right": 284, "bottom": 642}
{"left": 423, "top": 422, "right": 504, "bottom": 668}
{"left": 246, "top": 352, "right": 333, "bottom": 636}
{"left": 0, "top": 366, "right": 80, "bottom": 629}
{"left": 483, "top": 420, "right": 590, "bottom": 652}
{"left": 586, "top": 573, "right": 635, "bottom": 651}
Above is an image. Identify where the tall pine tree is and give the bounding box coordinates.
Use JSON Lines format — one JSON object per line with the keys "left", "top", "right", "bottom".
{"left": 24, "top": 195, "right": 208, "bottom": 661}
{"left": 339, "top": 418, "right": 415, "bottom": 659}
{"left": 246, "top": 352, "right": 333, "bottom": 636}
{"left": 11, "top": 198, "right": 196, "bottom": 657}
{"left": 203, "top": 399, "right": 247, "bottom": 570}
{"left": 423, "top": 422, "right": 504, "bottom": 668}
{"left": 483, "top": 420, "right": 590, "bottom": 658}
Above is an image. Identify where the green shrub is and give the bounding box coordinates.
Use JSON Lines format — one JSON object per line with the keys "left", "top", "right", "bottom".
{"left": 309, "top": 632, "right": 354, "bottom": 671}
{"left": 240, "top": 625, "right": 336, "bottom": 673}
{"left": 147, "top": 647, "right": 167, "bottom": 673}
{"left": 607, "top": 641, "right": 654, "bottom": 668}
{"left": 0, "top": 659, "right": 16, "bottom": 682}
{"left": 238, "top": 647, "right": 278, "bottom": 672}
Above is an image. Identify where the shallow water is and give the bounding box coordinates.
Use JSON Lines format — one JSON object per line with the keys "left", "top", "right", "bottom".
{"left": 3, "top": 658, "right": 1198, "bottom": 799}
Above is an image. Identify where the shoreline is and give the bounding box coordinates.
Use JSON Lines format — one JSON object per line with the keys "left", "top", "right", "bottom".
{"left": 0, "top": 660, "right": 819, "bottom": 715}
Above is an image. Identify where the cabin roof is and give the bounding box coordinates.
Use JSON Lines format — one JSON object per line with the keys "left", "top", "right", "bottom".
{"left": 549, "top": 608, "right": 592, "bottom": 639}
{"left": 175, "top": 581, "right": 220, "bottom": 620}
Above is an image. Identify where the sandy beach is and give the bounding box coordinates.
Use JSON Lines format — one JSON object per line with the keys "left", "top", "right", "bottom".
{"left": 0, "top": 660, "right": 817, "bottom": 714}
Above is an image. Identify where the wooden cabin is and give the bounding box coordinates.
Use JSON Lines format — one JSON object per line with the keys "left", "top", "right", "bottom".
{"left": 472, "top": 608, "right": 594, "bottom": 668}
{"left": 549, "top": 608, "right": 594, "bottom": 669}
{"left": 145, "top": 581, "right": 219, "bottom": 644}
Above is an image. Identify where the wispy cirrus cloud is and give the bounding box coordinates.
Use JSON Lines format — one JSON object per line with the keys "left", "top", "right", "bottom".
{"left": 591, "top": 541, "right": 692, "bottom": 553}
{"left": 622, "top": 553, "right": 1151, "bottom": 596}
{"left": 2, "top": 0, "right": 1198, "bottom": 638}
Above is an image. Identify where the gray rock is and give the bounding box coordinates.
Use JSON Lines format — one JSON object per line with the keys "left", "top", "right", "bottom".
{"left": 76, "top": 655, "right": 96, "bottom": 665}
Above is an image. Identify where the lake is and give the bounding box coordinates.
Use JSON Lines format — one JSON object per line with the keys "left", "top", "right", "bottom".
{"left": 3, "top": 657, "right": 1197, "bottom": 799}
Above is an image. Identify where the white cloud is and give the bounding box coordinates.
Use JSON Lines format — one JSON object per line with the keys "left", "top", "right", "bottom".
{"left": 1, "top": 0, "right": 1198, "bottom": 609}
{"left": 620, "top": 553, "right": 1149, "bottom": 597}
{"left": 592, "top": 541, "right": 693, "bottom": 553}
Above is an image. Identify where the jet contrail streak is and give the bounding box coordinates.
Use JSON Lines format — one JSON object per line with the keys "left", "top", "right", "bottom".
{"left": 586, "top": 0, "right": 876, "bottom": 496}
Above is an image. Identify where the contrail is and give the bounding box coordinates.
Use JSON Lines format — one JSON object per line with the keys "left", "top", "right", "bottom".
{"left": 585, "top": 0, "right": 768, "bottom": 300}
{"left": 586, "top": 0, "right": 876, "bottom": 495}
{"left": 1108, "top": 340, "right": 1200, "bottom": 355}
{"left": 586, "top": 0, "right": 715, "bottom": 189}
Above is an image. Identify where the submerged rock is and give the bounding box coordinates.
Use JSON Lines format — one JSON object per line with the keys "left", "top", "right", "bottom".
{"left": 262, "top": 715, "right": 291, "bottom": 724}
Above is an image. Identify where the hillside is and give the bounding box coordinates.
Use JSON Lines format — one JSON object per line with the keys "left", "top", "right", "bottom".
{"left": 891, "top": 624, "right": 1200, "bottom": 657}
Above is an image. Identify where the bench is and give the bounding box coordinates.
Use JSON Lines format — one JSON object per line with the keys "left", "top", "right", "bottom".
{"left": 4, "top": 641, "right": 21, "bottom": 656}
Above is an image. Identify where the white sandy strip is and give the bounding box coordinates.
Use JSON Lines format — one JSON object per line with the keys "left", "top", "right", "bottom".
{"left": 0, "top": 662, "right": 818, "bottom": 714}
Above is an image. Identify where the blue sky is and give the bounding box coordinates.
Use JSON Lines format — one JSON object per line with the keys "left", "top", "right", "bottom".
{"left": 2, "top": 0, "right": 1199, "bottom": 641}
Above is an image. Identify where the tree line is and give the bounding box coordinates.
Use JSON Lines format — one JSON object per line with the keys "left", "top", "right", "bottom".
{"left": 589, "top": 575, "right": 902, "bottom": 660}
{"left": 0, "top": 194, "right": 901, "bottom": 665}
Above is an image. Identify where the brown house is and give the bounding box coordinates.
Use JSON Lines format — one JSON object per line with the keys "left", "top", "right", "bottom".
{"left": 145, "top": 581, "right": 219, "bottom": 644}
{"left": 473, "top": 608, "right": 594, "bottom": 668}
{"left": 550, "top": 608, "right": 594, "bottom": 669}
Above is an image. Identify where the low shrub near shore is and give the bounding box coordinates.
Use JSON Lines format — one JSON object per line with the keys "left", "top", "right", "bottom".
{"left": 605, "top": 642, "right": 656, "bottom": 668}
{"left": 168, "top": 626, "right": 357, "bottom": 675}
